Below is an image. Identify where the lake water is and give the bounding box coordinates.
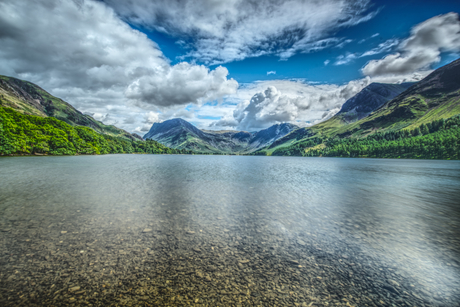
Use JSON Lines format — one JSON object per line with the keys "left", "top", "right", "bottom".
{"left": 0, "top": 155, "right": 459, "bottom": 306}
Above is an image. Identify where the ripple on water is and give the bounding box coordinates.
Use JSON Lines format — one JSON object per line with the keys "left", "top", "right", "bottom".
{"left": 0, "top": 155, "right": 459, "bottom": 306}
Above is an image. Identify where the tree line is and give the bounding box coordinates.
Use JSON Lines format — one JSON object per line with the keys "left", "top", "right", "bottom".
{"left": 0, "top": 106, "right": 190, "bottom": 156}
{"left": 268, "top": 115, "right": 460, "bottom": 160}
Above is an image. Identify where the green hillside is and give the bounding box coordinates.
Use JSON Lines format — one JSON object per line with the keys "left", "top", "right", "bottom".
{"left": 0, "top": 106, "right": 188, "bottom": 156}
{"left": 268, "top": 115, "right": 460, "bottom": 159}
{"left": 257, "top": 58, "right": 460, "bottom": 158}
{"left": 0, "top": 75, "right": 141, "bottom": 141}
{"left": 143, "top": 118, "right": 297, "bottom": 154}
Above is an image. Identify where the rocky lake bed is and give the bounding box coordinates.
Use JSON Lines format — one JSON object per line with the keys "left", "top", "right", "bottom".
{"left": 1, "top": 155, "right": 459, "bottom": 306}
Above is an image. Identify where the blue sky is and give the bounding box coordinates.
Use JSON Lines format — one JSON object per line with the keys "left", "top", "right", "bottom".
{"left": 1, "top": 0, "right": 460, "bottom": 132}
{"left": 131, "top": 0, "right": 460, "bottom": 84}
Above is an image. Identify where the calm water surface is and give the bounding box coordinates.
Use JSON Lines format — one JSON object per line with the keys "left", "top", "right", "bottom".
{"left": 0, "top": 155, "right": 459, "bottom": 306}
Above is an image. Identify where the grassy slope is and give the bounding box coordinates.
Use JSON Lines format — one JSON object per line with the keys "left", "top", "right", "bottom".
{"left": 0, "top": 75, "right": 139, "bottom": 141}
{"left": 262, "top": 59, "right": 460, "bottom": 155}
{"left": 153, "top": 129, "right": 223, "bottom": 154}
{"left": 0, "top": 106, "right": 183, "bottom": 156}
{"left": 152, "top": 128, "right": 258, "bottom": 154}
{"left": 264, "top": 93, "right": 460, "bottom": 156}
{"left": 257, "top": 127, "right": 311, "bottom": 155}
{"left": 0, "top": 76, "right": 45, "bottom": 117}
{"left": 173, "top": 135, "right": 222, "bottom": 154}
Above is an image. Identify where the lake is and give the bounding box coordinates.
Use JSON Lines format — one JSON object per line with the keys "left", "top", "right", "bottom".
{"left": 0, "top": 155, "right": 459, "bottom": 306}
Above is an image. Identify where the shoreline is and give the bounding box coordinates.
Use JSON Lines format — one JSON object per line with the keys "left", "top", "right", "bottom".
{"left": 0, "top": 152, "right": 457, "bottom": 161}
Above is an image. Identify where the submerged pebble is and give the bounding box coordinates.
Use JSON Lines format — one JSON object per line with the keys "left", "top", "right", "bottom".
{"left": 0, "top": 155, "right": 459, "bottom": 306}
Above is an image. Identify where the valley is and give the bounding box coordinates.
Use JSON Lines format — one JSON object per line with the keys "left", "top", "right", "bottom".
{"left": 142, "top": 58, "right": 460, "bottom": 159}
{"left": 1, "top": 58, "right": 459, "bottom": 159}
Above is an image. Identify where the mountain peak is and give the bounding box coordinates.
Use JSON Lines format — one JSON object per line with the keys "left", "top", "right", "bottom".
{"left": 143, "top": 117, "right": 298, "bottom": 153}
{"left": 143, "top": 117, "right": 203, "bottom": 140}
{"left": 401, "top": 57, "right": 460, "bottom": 97}
{"left": 338, "top": 82, "right": 414, "bottom": 121}
{"left": 167, "top": 118, "right": 189, "bottom": 124}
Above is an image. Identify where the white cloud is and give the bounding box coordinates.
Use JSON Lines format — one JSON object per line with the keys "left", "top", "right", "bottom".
{"left": 368, "top": 70, "right": 432, "bottom": 84}
{"left": 138, "top": 67, "right": 431, "bottom": 131}
{"left": 134, "top": 103, "right": 230, "bottom": 133}
{"left": 125, "top": 64, "right": 238, "bottom": 107}
{"left": 105, "top": 0, "right": 377, "bottom": 64}
{"left": 211, "top": 78, "right": 372, "bottom": 130}
{"left": 324, "top": 59, "right": 330, "bottom": 66}
{"left": 361, "top": 38, "right": 399, "bottom": 57}
{"left": 135, "top": 124, "right": 154, "bottom": 133}
{"left": 0, "top": 0, "right": 237, "bottom": 133}
{"left": 335, "top": 38, "right": 399, "bottom": 65}
{"left": 208, "top": 116, "right": 239, "bottom": 129}
{"left": 123, "top": 115, "right": 137, "bottom": 125}
{"left": 3, "top": 0, "right": 450, "bottom": 135}
{"left": 334, "top": 53, "right": 358, "bottom": 65}
{"left": 277, "top": 37, "right": 342, "bottom": 60}
{"left": 145, "top": 111, "right": 161, "bottom": 124}
{"left": 237, "top": 86, "right": 308, "bottom": 130}
{"left": 362, "top": 13, "right": 460, "bottom": 77}
{"left": 358, "top": 32, "right": 379, "bottom": 44}
{"left": 212, "top": 67, "right": 431, "bottom": 130}
{"left": 335, "top": 39, "right": 353, "bottom": 49}
{"left": 267, "top": 71, "right": 276, "bottom": 75}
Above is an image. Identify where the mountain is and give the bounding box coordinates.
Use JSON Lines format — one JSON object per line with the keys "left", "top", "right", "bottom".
{"left": 249, "top": 123, "right": 299, "bottom": 149}
{"left": 257, "top": 58, "right": 460, "bottom": 156}
{"left": 355, "top": 57, "right": 460, "bottom": 132}
{"left": 144, "top": 118, "right": 206, "bottom": 141}
{"left": 337, "top": 82, "right": 414, "bottom": 122}
{"left": 0, "top": 105, "right": 185, "bottom": 156}
{"left": 0, "top": 75, "right": 142, "bottom": 141}
{"left": 143, "top": 119, "right": 298, "bottom": 154}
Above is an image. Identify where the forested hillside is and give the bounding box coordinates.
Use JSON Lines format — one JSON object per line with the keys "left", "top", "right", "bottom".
{"left": 0, "top": 106, "right": 188, "bottom": 156}
{"left": 0, "top": 75, "right": 141, "bottom": 141}
{"left": 257, "top": 58, "right": 460, "bottom": 159}
{"left": 263, "top": 115, "right": 460, "bottom": 159}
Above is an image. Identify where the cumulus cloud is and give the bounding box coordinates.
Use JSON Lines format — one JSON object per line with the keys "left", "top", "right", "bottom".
{"left": 123, "top": 115, "right": 137, "bottom": 125}
{"left": 135, "top": 124, "right": 154, "bottom": 133}
{"left": 267, "top": 71, "right": 276, "bottom": 75}
{"left": 0, "top": 0, "right": 237, "bottom": 132}
{"left": 125, "top": 64, "right": 237, "bottom": 107}
{"left": 209, "top": 117, "right": 239, "bottom": 129}
{"left": 134, "top": 109, "right": 182, "bottom": 133}
{"left": 145, "top": 111, "right": 161, "bottom": 124}
{"left": 133, "top": 104, "right": 217, "bottom": 133}
{"left": 105, "top": 0, "right": 377, "bottom": 64}
{"left": 211, "top": 78, "right": 371, "bottom": 130}
{"left": 237, "top": 86, "right": 308, "bottom": 130}
{"left": 362, "top": 13, "right": 460, "bottom": 77}
{"left": 83, "top": 112, "right": 119, "bottom": 126}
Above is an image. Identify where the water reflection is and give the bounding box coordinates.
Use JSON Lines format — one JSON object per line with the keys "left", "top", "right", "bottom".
{"left": 0, "top": 155, "right": 459, "bottom": 306}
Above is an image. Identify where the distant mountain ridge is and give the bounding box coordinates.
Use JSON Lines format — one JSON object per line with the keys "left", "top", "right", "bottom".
{"left": 3, "top": 57, "right": 459, "bottom": 157}
{"left": 349, "top": 57, "right": 460, "bottom": 133}
{"left": 0, "top": 75, "right": 142, "bottom": 141}
{"left": 143, "top": 119, "right": 298, "bottom": 153}
{"left": 338, "top": 82, "right": 414, "bottom": 122}
{"left": 257, "top": 57, "right": 460, "bottom": 156}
